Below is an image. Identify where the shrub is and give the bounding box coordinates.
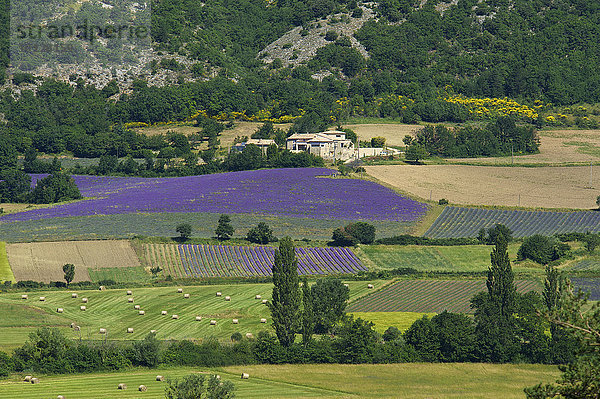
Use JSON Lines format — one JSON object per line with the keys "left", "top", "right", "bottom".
{"left": 438, "top": 198, "right": 449, "bottom": 205}
{"left": 246, "top": 222, "right": 277, "bottom": 244}
{"left": 325, "top": 30, "right": 338, "bottom": 41}
{"left": 176, "top": 223, "right": 192, "bottom": 240}
{"left": 517, "top": 235, "right": 570, "bottom": 264}
{"left": 332, "top": 223, "right": 376, "bottom": 246}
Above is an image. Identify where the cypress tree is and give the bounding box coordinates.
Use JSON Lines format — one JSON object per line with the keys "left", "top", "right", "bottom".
{"left": 269, "top": 237, "right": 301, "bottom": 347}
{"left": 487, "top": 234, "right": 516, "bottom": 319}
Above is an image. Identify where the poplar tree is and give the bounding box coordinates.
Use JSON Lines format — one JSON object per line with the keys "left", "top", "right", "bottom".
{"left": 269, "top": 237, "right": 301, "bottom": 347}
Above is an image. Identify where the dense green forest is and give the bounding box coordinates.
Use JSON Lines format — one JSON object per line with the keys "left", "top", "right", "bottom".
{"left": 0, "top": 0, "right": 599, "bottom": 161}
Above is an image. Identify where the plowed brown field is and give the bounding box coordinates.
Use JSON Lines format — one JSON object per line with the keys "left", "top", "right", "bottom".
{"left": 6, "top": 240, "right": 141, "bottom": 283}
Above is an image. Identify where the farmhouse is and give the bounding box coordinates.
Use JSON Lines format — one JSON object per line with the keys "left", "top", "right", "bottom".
{"left": 230, "top": 138, "right": 276, "bottom": 154}
{"left": 287, "top": 130, "right": 355, "bottom": 161}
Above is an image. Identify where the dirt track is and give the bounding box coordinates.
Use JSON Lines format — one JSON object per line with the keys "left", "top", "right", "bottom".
{"left": 6, "top": 240, "right": 141, "bottom": 283}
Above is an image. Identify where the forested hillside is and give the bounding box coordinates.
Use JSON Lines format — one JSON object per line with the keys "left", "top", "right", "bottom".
{"left": 0, "top": 0, "right": 599, "bottom": 160}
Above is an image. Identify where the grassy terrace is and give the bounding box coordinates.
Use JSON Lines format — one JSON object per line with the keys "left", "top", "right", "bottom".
{"left": 0, "top": 363, "right": 559, "bottom": 398}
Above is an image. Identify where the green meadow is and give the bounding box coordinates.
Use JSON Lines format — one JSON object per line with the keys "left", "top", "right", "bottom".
{"left": 0, "top": 363, "right": 559, "bottom": 398}
{"left": 0, "top": 281, "right": 385, "bottom": 352}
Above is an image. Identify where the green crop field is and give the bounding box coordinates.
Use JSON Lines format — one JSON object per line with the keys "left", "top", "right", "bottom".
{"left": 0, "top": 363, "right": 559, "bottom": 398}
{"left": 0, "top": 280, "right": 384, "bottom": 352}
{"left": 0, "top": 242, "right": 15, "bottom": 283}
{"left": 0, "top": 212, "right": 414, "bottom": 243}
{"left": 88, "top": 266, "right": 153, "bottom": 284}
{"left": 349, "top": 312, "right": 437, "bottom": 333}
{"left": 355, "top": 243, "right": 541, "bottom": 273}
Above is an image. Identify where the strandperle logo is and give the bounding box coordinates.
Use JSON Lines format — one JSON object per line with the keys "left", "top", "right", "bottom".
{"left": 14, "top": 19, "right": 150, "bottom": 42}
{"left": 10, "top": 0, "right": 151, "bottom": 71}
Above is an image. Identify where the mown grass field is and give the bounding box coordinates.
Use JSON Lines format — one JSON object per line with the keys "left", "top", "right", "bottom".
{"left": 0, "top": 212, "right": 415, "bottom": 243}
{"left": 0, "top": 281, "right": 385, "bottom": 352}
{"left": 355, "top": 243, "right": 541, "bottom": 273}
{"left": 0, "top": 363, "right": 559, "bottom": 398}
{"left": 349, "top": 312, "right": 437, "bottom": 333}
{"left": 0, "top": 242, "right": 15, "bottom": 283}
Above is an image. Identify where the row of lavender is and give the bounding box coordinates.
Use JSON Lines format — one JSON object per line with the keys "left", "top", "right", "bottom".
{"left": 175, "top": 244, "right": 366, "bottom": 277}
{"left": 1, "top": 169, "right": 428, "bottom": 223}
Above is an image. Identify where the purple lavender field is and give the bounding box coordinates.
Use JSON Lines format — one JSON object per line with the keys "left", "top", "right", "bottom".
{"left": 1, "top": 169, "right": 428, "bottom": 223}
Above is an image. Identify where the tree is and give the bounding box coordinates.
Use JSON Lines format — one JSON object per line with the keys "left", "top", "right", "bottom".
{"left": 331, "top": 222, "right": 376, "bottom": 246}
{"left": 471, "top": 234, "right": 520, "bottom": 362}
{"left": 485, "top": 224, "right": 513, "bottom": 245}
{"left": 583, "top": 233, "right": 600, "bottom": 253}
{"left": 370, "top": 136, "right": 386, "bottom": 148}
{"left": 517, "top": 235, "right": 570, "bottom": 264}
{"left": 215, "top": 214, "right": 234, "bottom": 241}
{"left": 0, "top": 140, "right": 17, "bottom": 170}
{"left": 596, "top": 195, "right": 600, "bottom": 209}
{"left": 0, "top": 169, "right": 31, "bottom": 203}
{"left": 29, "top": 172, "right": 82, "bottom": 204}
{"left": 165, "top": 374, "right": 235, "bottom": 399}
{"left": 525, "top": 279, "right": 599, "bottom": 398}
{"left": 301, "top": 277, "right": 314, "bottom": 345}
{"left": 334, "top": 315, "right": 378, "bottom": 363}
{"left": 246, "top": 222, "right": 276, "bottom": 244}
{"left": 404, "top": 144, "right": 428, "bottom": 163}
{"left": 176, "top": 223, "right": 192, "bottom": 240}
{"left": 310, "top": 278, "right": 350, "bottom": 333}
{"left": 63, "top": 264, "right": 75, "bottom": 286}
{"left": 269, "top": 237, "right": 301, "bottom": 347}
{"left": 132, "top": 332, "right": 160, "bottom": 367}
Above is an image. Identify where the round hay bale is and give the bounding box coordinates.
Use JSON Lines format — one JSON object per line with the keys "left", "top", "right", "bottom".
{"left": 225, "top": 296, "right": 231, "bottom": 301}
{"left": 99, "top": 286, "right": 105, "bottom": 291}
{"left": 195, "top": 316, "right": 202, "bottom": 321}
{"left": 126, "top": 290, "right": 132, "bottom": 295}
{"left": 127, "top": 328, "right": 134, "bottom": 333}
{"left": 57, "top": 396, "right": 65, "bottom": 399}
{"left": 73, "top": 325, "right": 81, "bottom": 331}
{"left": 150, "top": 330, "right": 157, "bottom": 334}
{"left": 161, "top": 310, "right": 167, "bottom": 315}
{"left": 261, "top": 299, "right": 268, "bottom": 304}
{"left": 134, "top": 304, "right": 141, "bottom": 310}
{"left": 81, "top": 298, "right": 88, "bottom": 303}
{"left": 367, "top": 284, "right": 374, "bottom": 289}
{"left": 31, "top": 378, "right": 39, "bottom": 384}
{"left": 241, "top": 373, "right": 249, "bottom": 379}
{"left": 128, "top": 297, "right": 134, "bottom": 303}
{"left": 156, "top": 375, "right": 164, "bottom": 382}
{"left": 71, "top": 293, "right": 78, "bottom": 298}
{"left": 171, "top": 315, "right": 179, "bottom": 320}
{"left": 344, "top": 284, "right": 349, "bottom": 288}
{"left": 118, "top": 383, "right": 127, "bottom": 390}
{"left": 56, "top": 308, "right": 63, "bottom": 313}
{"left": 210, "top": 320, "right": 217, "bottom": 325}
{"left": 138, "top": 385, "right": 147, "bottom": 392}
{"left": 255, "top": 295, "right": 262, "bottom": 299}
{"left": 216, "top": 292, "right": 222, "bottom": 297}
{"left": 183, "top": 293, "right": 190, "bottom": 298}
{"left": 21, "top": 294, "right": 28, "bottom": 300}
{"left": 99, "top": 328, "right": 107, "bottom": 334}
{"left": 70, "top": 322, "right": 76, "bottom": 329}
{"left": 80, "top": 306, "right": 86, "bottom": 311}
{"left": 177, "top": 288, "right": 183, "bottom": 293}
{"left": 260, "top": 318, "right": 267, "bottom": 323}
{"left": 24, "top": 375, "right": 32, "bottom": 382}
{"left": 232, "top": 319, "right": 239, "bottom": 324}
{"left": 39, "top": 297, "right": 45, "bottom": 301}
{"left": 245, "top": 333, "right": 254, "bottom": 339}
{"left": 138, "top": 310, "right": 145, "bottom": 315}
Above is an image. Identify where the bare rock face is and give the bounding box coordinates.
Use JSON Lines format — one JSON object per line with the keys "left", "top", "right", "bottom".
{"left": 257, "top": 5, "right": 375, "bottom": 71}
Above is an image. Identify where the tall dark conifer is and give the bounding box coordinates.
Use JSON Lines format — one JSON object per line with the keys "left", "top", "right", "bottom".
{"left": 487, "top": 234, "right": 516, "bottom": 318}
{"left": 301, "top": 277, "right": 314, "bottom": 346}
{"left": 269, "top": 237, "right": 301, "bottom": 347}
